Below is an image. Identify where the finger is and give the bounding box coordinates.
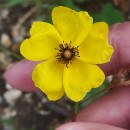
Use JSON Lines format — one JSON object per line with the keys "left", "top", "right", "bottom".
{"left": 55, "top": 122, "right": 125, "bottom": 130}
{"left": 76, "top": 86, "right": 130, "bottom": 129}
{"left": 5, "top": 59, "right": 39, "bottom": 91}
{"left": 100, "top": 22, "right": 130, "bottom": 75}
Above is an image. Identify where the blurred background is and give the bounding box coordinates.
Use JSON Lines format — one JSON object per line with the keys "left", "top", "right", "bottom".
{"left": 0, "top": 0, "right": 128, "bottom": 130}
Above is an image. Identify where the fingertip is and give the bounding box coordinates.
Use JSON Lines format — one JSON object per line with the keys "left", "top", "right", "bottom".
{"left": 55, "top": 122, "right": 87, "bottom": 130}
{"left": 5, "top": 59, "right": 39, "bottom": 92}
{"left": 55, "top": 122, "right": 125, "bottom": 130}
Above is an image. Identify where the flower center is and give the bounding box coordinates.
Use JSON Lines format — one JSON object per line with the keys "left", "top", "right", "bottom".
{"left": 63, "top": 50, "right": 72, "bottom": 58}
{"left": 55, "top": 41, "right": 80, "bottom": 68}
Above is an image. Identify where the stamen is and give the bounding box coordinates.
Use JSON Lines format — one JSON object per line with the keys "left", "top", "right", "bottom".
{"left": 55, "top": 42, "right": 79, "bottom": 67}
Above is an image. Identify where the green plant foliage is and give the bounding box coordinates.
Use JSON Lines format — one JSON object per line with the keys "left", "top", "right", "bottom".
{"left": 4, "top": 1, "right": 124, "bottom": 25}
{"left": 0, "top": 117, "right": 36, "bottom": 130}
{"left": 4, "top": 0, "right": 30, "bottom": 8}
{"left": 60, "top": 0, "right": 81, "bottom": 11}
{"left": 80, "top": 80, "right": 109, "bottom": 109}
{"left": 5, "top": 0, "right": 23, "bottom": 7}
{"left": 91, "top": 3, "right": 124, "bottom": 25}
{"left": 74, "top": 0, "right": 89, "bottom": 3}
{"left": 0, "top": 117, "right": 15, "bottom": 130}
{"left": 49, "top": 127, "right": 54, "bottom": 130}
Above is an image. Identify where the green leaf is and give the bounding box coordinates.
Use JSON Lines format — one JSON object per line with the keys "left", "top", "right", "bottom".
{"left": 80, "top": 80, "right": 109, "bottom": 109}
{"left": 60, "top": 0, "right": 81, "bottom": 11}
{"left": 74, "top": 0, "right": 89, "bottom": 3}
{"left": 90, "top": 3, "right": 124, "bottom": 25}
{"left": 5, "top": 0, "right": 23, "bottom": 7}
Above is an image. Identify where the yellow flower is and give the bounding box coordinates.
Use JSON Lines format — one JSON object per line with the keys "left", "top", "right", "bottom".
{"left": 20, "top": 6, "right": 114, "bottom": 102}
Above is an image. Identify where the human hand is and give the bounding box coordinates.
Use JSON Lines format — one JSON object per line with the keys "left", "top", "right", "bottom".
{"left": 5, "top": 22, "right": 130, "bottom": 130}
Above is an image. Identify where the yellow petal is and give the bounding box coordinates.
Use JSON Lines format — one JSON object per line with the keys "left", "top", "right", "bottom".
{"left": 63, "top": 59, "right": 105, "bottom": 102}
{"left": 52, "top": 6, "right": 93, "bottom": 46}
{"left": 78, "top": 22, "right": 114, "bottom": 64}
{"left": 32, "top": 59, "right": 64, "bottom": 100}
{"left": 20, "top": 22, "right": 63, "bottom": 61}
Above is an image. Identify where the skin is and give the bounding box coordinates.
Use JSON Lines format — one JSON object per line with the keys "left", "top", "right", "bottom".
{"left": 5, "top": 22, "right": 130, "bottom": 130}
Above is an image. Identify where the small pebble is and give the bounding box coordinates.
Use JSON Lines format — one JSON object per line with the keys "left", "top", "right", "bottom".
{"left": 1, "top": 33, "right": 12, "bottom": 48}
{"left": 4, "top": 89, "right": 22, "bottom": 106}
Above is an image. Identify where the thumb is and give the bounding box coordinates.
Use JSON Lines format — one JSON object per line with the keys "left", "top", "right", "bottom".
{"left": 55, "top": 122, "right": 125, "bottom": 130}
{"left": 100, "top": 22, "right": 130, "bottom": 75}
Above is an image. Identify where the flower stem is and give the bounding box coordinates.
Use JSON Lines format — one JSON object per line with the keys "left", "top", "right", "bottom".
{"left": 71, "top": 102, "right": 78, "bottom": 122}
{"left": 71, "top": 85, "right": 112, "bottom": 121}
{"left": 74, "top": 102, "right": 78, "bottom": 114}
